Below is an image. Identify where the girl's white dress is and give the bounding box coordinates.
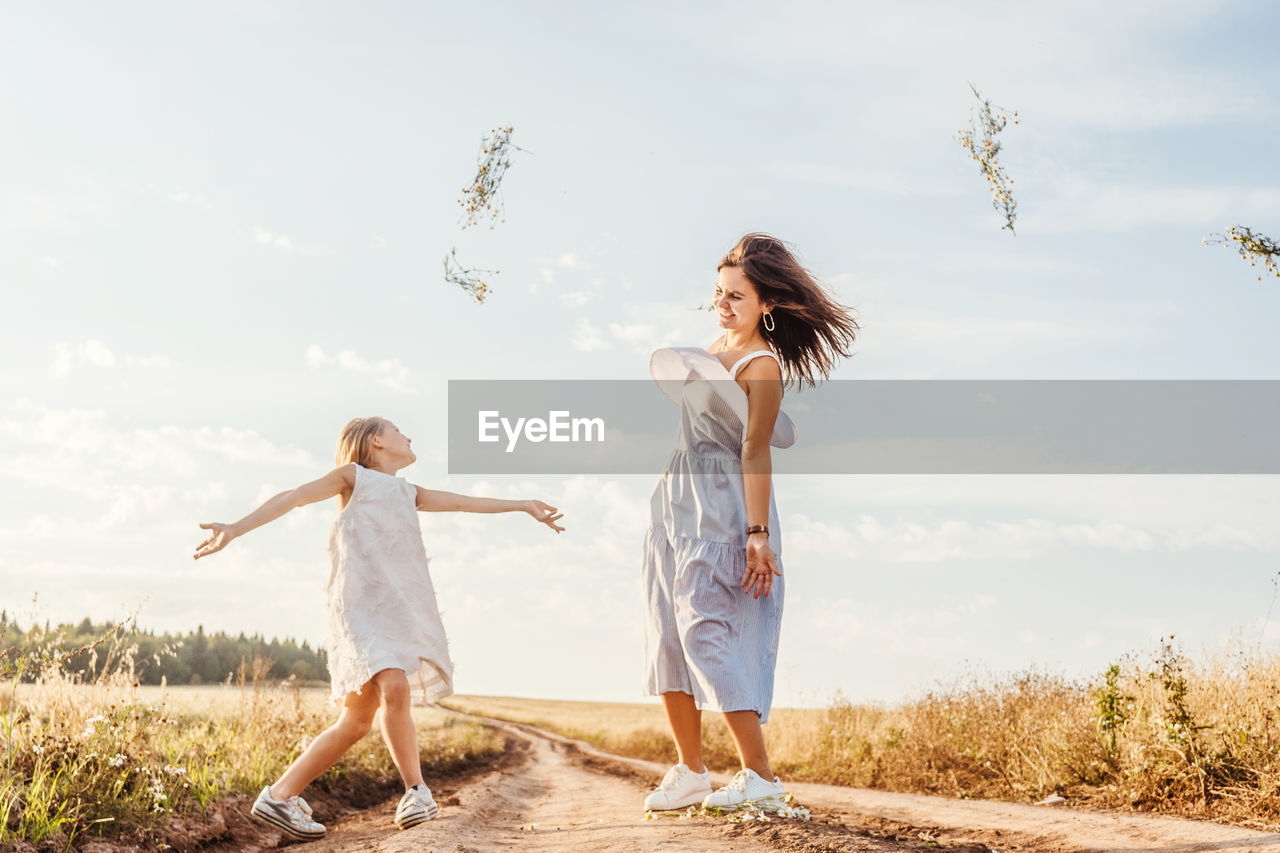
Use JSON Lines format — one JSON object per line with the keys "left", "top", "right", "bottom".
{"left": 325, "top": 464, "right": 453, "bottom": 704}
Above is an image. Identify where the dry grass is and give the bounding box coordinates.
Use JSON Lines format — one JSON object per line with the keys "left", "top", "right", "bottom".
{"left": 446, "top": 638, "right": 1280, "bottom": 831}
{"left": 441, "top": 694, "right": 823, "bottom": 776}
{"left": 0, "top": 646, "right": 504, "bottom": 847}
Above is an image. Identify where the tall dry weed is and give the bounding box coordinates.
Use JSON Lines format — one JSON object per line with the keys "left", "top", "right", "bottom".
{"left": 452, "top": 637, "right": 1280, "bottom": 830}
{"left": 0, "top": 622, "right": 503, "bottom": 847}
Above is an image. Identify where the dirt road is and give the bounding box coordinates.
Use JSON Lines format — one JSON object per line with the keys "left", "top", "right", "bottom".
{"left": 256, "top": 716, "right": 1280, "bottom": 853}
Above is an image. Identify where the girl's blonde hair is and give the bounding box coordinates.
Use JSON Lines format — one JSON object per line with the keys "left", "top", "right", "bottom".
{"left": 336, "top": 416, "right": 390, "bottom": 467}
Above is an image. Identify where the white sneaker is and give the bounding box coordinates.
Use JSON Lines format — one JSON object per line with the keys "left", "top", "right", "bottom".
{"left": 250, "top": 786, "right": 326, "bottom": 839}
{"left": 643, "top": 763, "right": 712, "bottom": 811}
{"left": 701, "top": 768, "right": 786, "bottom": 811}
{"left": 395, "top": 784, "right": 439, "bottom": 829}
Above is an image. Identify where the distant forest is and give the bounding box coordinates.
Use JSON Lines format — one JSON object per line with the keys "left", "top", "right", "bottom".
{"left": 0, "top": 614, "right": 330, "bottom": 685}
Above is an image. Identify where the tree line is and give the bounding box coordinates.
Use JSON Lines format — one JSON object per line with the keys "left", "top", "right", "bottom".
{"left": 0, "top": 613, "right": 330, "bottom": 686}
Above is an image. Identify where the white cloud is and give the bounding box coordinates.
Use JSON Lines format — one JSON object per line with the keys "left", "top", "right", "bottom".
{"left": 571, "top": 319, "right": 609, "bottom": 352}
{"left": 50, "top": 339, "right": 115, "bottom": 377}
{"left": 0, "top": 400, "right": 315, "bottom": 485}
{"left": 169, "top": 187, "right": 208, "bottom": 206}
{"left": 0, "top": 402, "right": 320, "bottom": 568}
{"left": 559, "top": 290, "right": 593, "bottom": 307}
{"left": 557, "top": 252, "right": 586, "bottom": 269}
{"left": 305, "top": 345, "right": 414, "bottom": 393}
{"left": 773, "top": 161, "right": 959, "bottom": 197}
{"left": 785, "top": 506, "right": 1280, "bottom": 565}
{"left": 1031, "top": 181, "right": 1280, "bottom": 234}
{"left": 49, "top": 340, "right": 174, "bottom": 379}
{"left": 253, "top": 225, "right": 295, "bottom": 252}
{"left": 690, "top": 0, "right": 1263, "bottom": 132}
{"left": 0, "top": 177, "right": 112, "bottom": 239}
{"left": 606, "top": 302, "right": 718, "bottom": 353}
{"left": 371, "top": 235, "right": 388, "bottom": 249}
{"left": 807, "top": 594, "right": 1000, "bottom": 654}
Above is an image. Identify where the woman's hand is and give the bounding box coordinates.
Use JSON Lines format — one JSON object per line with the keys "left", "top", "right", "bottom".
{"left": 194, "top": 522, "right": 239, "bottom": 559}
{"left": 742, "top": 533, "right": 781, "bottom": 598}
{"left": 525, "top": 500, "right": 565, "bottom": 533}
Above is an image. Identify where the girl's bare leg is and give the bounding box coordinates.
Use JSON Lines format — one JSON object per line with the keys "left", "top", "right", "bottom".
{"left": 660, "top": 691, "right": 706, "bottom": 772}
{"left": 722, "top": 710, "right": 774, "bottom": 780}
{"left": 270, "top": 684, "right": 381, "bottom": 799}
{"left": 373, "top": 668, "right": 425, "bottom": 788}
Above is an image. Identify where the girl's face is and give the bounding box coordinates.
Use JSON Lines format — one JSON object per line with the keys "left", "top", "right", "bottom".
{"left": 376, "top": 422, "right": 416, "bottom": 466}
{"left": 713, "top": 266, "right": 770, "bottom": 334}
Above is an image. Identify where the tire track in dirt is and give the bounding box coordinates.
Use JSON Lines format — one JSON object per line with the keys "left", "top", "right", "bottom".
{"left": 285, "top": 716, "right": 764, "bottom": 852}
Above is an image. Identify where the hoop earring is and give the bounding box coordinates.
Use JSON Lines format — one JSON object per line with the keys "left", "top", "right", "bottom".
{"left": 762, "top": 311, "right": 775, "bottom": 332}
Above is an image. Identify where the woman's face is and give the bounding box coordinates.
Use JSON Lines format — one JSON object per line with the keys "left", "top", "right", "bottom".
{"left": 713, "top": 265, "right": 770, "bottom": 334}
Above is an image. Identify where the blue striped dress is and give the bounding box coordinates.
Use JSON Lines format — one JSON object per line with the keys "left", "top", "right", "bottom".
{"left": 642, "top": 346, "right": 796, "bottom": 723}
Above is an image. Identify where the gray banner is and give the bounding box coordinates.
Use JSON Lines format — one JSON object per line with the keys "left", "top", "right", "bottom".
{"left": 447, "top": 380, "right": 1280, "bottom": 474}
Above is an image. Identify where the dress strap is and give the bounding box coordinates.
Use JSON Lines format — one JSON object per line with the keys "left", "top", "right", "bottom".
{"left": 728, "top": 350, "right": 779, "bottom": 378}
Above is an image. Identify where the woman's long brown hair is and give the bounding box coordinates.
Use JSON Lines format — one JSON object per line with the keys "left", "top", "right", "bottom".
{"left": 718, "top": 233, "right": 858, "bottom": 387}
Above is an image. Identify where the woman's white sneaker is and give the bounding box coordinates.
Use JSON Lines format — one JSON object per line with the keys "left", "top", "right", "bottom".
{"left": 701, "top": 768, "right": 786, "bottom": 811}
{"left": 395, "top": 784, "right": 439, "bottom": 829}
{"left": 250, "top": 786, "right": 326, "bottom": 839}
{"left": 643, "top": 763, "right": 712, "bottom": 811}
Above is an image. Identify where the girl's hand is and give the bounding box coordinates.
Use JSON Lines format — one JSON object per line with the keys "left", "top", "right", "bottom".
{"left": 742, "top": 534, "right": 781, "bottom": 598}
{"left": 194, "top": 522, "right": 239, "bottom": 559}
{"left": 526, "top": 500, "right": 564, "bottom": 533}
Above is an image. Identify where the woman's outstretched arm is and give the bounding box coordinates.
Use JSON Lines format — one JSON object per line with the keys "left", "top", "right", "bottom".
{"left": 193, "top": 464, "right": 357, "bottom": 559}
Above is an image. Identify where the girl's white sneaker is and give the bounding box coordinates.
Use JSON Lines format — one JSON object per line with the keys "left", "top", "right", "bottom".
{"left": 250, "top": 786, "right": 326, "bottom": 839}
{"left": 395, "top": 784, "right": 439, "bottom": 829}
{"left": 701, "top": 768, "right": 786, "bottom": 811}
{"left": 643, "top": 763, "right": 712, "bottom": 810}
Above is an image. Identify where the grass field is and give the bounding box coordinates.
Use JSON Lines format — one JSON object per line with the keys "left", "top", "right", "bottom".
{"left": 445, "top": 638, "right": 1280, "bottom": 832}
{"left": 0, "top": 659, "right": 504, "bottom": 848}
{"left": 11, "top": 632, "right": 1280, "bottom": 844}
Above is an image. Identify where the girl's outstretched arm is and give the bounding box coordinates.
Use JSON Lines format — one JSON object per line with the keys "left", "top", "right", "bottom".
{"left": 193, "top": 464, "right": 357, "bottom": 559}
{"left": 413, "top": 487, "right": 564, "bottom": 533}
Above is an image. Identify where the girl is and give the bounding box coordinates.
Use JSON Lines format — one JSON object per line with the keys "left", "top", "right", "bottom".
{"left": 193, "top": 416, "right": 563, "bottom": 838}
{"left": 642, "top": 234, "right": 856, "bottom": 812}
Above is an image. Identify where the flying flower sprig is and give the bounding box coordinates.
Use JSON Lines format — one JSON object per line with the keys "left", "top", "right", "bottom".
{"left": 955, "top": 83, "right": 1021, "bottom": 234}
{"left": 1204, "top": 225, "right": 1280, "bottom": 281}
{"left": 458, "top": 125, "right": 527, "bottom": 231}
{"left": 443, "top": 248, "right": 498, "bottom": 304}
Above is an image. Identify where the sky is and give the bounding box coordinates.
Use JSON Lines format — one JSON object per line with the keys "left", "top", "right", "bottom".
{"left": 3, "top": 0, "right": 1280, "bottom": 708}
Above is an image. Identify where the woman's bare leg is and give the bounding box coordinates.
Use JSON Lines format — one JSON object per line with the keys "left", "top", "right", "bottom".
{"left": 660, "top": 691, "right": 706, "bottom": 772}
{"left": 270, "top": 684, "right": 381, "bottom": 799}
{"left": 722, "top": 710, "right": 774, "bottom": 779}
{"left": 374, "top": 668, "right": 425, "bottom": 788}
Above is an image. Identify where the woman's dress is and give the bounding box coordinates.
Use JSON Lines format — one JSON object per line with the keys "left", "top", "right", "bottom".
{"left": 642, "top": 347, "right": 795, "bottom": 722}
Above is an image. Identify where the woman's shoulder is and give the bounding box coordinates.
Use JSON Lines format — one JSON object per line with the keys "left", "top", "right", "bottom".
{"left": 733, "top": 351, "right": 783, "bottom": 379}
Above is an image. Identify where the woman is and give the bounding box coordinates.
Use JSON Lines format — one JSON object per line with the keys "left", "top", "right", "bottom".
{"left": 642, "top": 233, "right": 857, "bottom": 811}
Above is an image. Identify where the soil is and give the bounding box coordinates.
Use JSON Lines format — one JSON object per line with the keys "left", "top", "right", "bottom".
{"left": 16, "top": 715, "right": 1280, "bottom": 852}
